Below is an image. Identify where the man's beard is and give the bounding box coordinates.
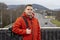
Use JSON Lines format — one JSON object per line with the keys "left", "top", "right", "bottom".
{"left": 28, "top": 15, "right": 33, "bottom": 19}
{"left": 27, "top": 13, "right": 34, "bottom": 19}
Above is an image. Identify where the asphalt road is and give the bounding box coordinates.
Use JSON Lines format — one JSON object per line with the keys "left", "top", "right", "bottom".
{"left": 35, "top": 13, "right": 56, "bottom": 27}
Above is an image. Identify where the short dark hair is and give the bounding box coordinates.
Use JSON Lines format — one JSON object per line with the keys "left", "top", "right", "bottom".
{"left": 25, "top": 4, "right": 32, "bottom": 8}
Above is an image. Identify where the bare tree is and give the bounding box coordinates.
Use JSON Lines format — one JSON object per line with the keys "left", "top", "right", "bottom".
{"left": 56, "top": 11, "right": 60, "bottom": 21}
{"left": 0, "top": 3, "right": 8, "bottom": 27}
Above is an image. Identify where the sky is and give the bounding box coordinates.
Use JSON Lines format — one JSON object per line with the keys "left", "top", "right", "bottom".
{"left": 0, "top": 0, "right": 60, "bottom": 10}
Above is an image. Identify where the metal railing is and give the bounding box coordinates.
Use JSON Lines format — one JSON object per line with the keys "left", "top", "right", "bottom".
{"left": 0, "top": 27, "right": 60, "bottom": 40}
{"left": 41, "top": 27, "right": 60, "bottom": 40}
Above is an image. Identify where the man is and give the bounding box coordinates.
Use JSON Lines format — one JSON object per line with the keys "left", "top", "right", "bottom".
{"left": 12, "top": 4, "right": 41, "bottom": 40}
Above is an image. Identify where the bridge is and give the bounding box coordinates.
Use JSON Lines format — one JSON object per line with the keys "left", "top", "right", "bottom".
{"left": 0, "top": 27, "right": 60, "bottom": 40}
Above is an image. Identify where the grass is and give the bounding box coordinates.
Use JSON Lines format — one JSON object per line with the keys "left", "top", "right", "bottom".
{"left": 47, "top": 16, "right": 55, "bottom": 18}
{"left": 47, "top": 16, "right": 52, "bottom": 18}
{"left": 51, "top": 19, "right": 60, "bottom": 27}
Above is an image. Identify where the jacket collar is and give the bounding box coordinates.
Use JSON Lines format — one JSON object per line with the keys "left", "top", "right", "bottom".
{"left": 21, "top": 12, "right": 35, "bottom": 20}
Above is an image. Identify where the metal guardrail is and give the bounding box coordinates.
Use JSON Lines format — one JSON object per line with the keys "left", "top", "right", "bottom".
{"left": 0, "top": 27, "right": 60, "bottom": 40}
{"left": 0, "top": 27, "right": 60, "bottom": 30}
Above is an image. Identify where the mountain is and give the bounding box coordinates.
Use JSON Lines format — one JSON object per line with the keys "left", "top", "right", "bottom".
{"left": 8, "top": 5, "right": 20, "bottom": 9}
{"left": 53, "top": 9, "right": 60, "bottom": 11}
{"left": 8, "top": 4, "right": 49, "bottom": 10}
{"left": 32, "top": 4, "right": 49, "bottom": 10}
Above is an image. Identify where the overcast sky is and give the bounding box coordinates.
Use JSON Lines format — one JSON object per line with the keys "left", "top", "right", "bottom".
{"left": 0, "top": 0, "right": 60, "bottom": 10}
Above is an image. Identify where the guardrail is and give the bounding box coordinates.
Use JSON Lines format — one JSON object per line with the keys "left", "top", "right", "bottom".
{"left": 0, "top": 27, "right": 60, "bottom": 40}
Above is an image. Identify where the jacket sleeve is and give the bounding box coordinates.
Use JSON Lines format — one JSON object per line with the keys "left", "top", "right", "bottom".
{"left": 37, "top": 20, "right": 41, "bottom": 40}
{"left": 12, "top": 17, "right": 26, "bottom": 35}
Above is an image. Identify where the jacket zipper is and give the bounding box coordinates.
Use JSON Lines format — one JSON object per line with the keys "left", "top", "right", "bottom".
{"left": 30, "top": 20, "right": 34, "bottom": 40}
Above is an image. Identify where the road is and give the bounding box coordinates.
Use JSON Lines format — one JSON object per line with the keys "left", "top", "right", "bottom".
{"left": 35, "top": 13, "right": 56, "bottom": 27}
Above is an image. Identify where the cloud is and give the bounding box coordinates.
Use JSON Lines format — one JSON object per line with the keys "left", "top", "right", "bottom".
{"left": 0, "top": 0, "right": 60, "bottom": 9}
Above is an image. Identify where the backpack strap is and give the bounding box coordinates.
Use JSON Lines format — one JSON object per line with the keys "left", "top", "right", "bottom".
{"left": 22, "top": 16, "right": 29, "bottom": 28}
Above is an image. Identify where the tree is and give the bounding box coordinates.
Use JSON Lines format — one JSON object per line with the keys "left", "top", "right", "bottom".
{"left": 56, "top": 11, "right": 60, "bottom": 21}
{"left": 0, "top": 3, "right": 8, "bottom": 27}
{"left": 0, "top": 3, "right": 8, "bottom": 10}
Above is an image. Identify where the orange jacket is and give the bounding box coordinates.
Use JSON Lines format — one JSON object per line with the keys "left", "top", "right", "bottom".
{"left": 12, "top": 12, "right": 41, "bottom": 40}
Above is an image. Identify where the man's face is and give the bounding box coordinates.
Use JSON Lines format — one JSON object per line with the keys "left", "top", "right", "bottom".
{"left": 24, "top": 6, "right": 34, "bottom": 16}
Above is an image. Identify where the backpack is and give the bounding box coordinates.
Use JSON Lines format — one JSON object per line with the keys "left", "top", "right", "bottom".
{"left": 8, "top": 16, "right": 29, "bottom": 40}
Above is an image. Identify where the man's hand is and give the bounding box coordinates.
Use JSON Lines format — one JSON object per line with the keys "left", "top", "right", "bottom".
{"left": 26, "top": 29, "right": 31, "bottom": 34}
